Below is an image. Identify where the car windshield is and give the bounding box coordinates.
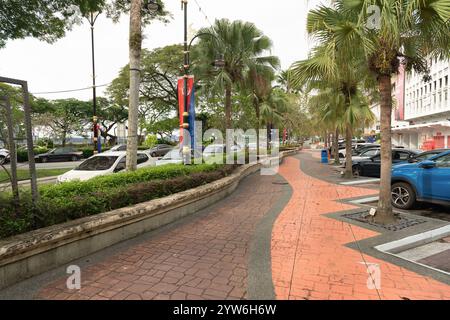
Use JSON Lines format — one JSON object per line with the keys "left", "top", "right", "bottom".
{"left": 76, "top": 156, "right": 118, "bottom": 171}
{"left": 416, "top": 152, "right": 440, "bottom": 162}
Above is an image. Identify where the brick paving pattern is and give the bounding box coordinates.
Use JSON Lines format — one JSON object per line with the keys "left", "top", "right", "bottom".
{"left": 271, "top": 154, "right": 450, "bottom": 300}
{"left": 38, "top": 174, "right": 285, "bottom": 300}
{"left": 35, "top": 152, "right": 450, "bottom": 300}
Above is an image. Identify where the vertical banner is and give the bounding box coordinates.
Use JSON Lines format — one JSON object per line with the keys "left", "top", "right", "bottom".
{"left": 177, "top": 76, "right": 195, "bottom": 145}
{"left": 395, "top": 62, "right": 406, "bottom": 121}
{"left": 188, "top": 86, "right": 196, "bottom": 154}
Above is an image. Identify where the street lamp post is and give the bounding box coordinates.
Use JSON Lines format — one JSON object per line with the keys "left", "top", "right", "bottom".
{"left": 86, "top": 11, "right": 101, "bottom": 154}
{"left": 181, "top": 1, "right": 224, "bottom": 164}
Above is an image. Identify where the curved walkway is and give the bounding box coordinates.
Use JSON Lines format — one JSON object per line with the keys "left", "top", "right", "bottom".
{"left": 1, "top": 152, "right": 449, "bottom": 300}
{"left": 31, "top": 172, "right": 288, "bottom": 300}
{"left": 272, "top": 154, "right": 450, "bottom": 300}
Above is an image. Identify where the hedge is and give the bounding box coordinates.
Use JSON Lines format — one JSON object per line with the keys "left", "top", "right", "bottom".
{"left": 0, "top": 163, "right": 237, "bottom": 239}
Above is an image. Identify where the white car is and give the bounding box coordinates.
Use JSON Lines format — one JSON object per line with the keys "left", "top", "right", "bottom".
{"left": 0, "top": 148, "right": 10, "bottom": 164}
{"left": 155, "top": 148, "right": 205, "bottom": 166}
{"left": 57, "top": 151, "right": 156, "bottom": 183}
{"left": 155, "top": 149, "right": 183, "bottom": 166}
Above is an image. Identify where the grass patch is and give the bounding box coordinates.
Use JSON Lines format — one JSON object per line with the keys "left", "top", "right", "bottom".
{"left": 0, "top": 169, "right": 69, "bottom": 183}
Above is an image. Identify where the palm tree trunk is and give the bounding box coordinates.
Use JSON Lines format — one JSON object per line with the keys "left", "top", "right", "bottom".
{"left": 225, "top": 84, "right": 232, "bottom": 129}
{"left": 344, "top": 125, "right": 353, "bottom": 178}
{"left": 126, "top": 0, "right": 142, "bottom": 172}
{"left": 376, "top": 74, "right": 396, "bottom": 223}
{"left": 334, "top": 127, "right": 340, "bottom": 165}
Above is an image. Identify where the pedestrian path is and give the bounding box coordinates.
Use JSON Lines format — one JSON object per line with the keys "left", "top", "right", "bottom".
{"left": 2, "top": 152, "right": 449, "bottom": 300}
{"left": 271, "top": 155, "right": 450, "bottom": 300}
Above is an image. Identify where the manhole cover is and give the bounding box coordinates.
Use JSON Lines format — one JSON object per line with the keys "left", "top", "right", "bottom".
{"left": 343, "top": 210, "right": 426, "bottom": 232}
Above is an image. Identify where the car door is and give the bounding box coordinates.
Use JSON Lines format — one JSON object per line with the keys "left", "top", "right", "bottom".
{"left": 159, "top": 145, "right": 172, "bottom": 157}
{"left": 51, "top": 148, "right": 65, "bottom": 161}
{"left": 136, "top": 153, "right": 150, "bottom": 168}
{"left": 363, "top": 155, "right": 381, "bottom": 177}
{"left": 421, "top": 154, "right": 450, "bottom": 201}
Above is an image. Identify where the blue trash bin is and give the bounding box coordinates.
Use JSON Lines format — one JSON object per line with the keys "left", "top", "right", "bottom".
{"left": 321, "top": 149, "right": 328, "bottom": 164}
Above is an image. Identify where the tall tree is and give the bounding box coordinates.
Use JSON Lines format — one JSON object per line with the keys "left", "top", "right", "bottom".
{"left": 306, "top": 0, "right": 450, "bottom": 222}
{"left": 289, "top": 43, "right": 375, "bottom": 177}
{"left": 35, "top": 99, "right": 91, "bottom": 146}
{"left": 195, "top": 19, "right": 279, "bottom": 129}
{"left": 0, "top": 0, "right": 82, "bottom": 48}
{"left": 125, "top": 0, "right": 169, "bottom": 171}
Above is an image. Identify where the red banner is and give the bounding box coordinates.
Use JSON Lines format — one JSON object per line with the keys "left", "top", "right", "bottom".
{"left": 177, "top": 76, "right": 195, "bottom": 141}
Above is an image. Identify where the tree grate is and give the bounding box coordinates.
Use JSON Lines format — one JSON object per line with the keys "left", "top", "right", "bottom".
{"left": 343, "top": 210, "right": 427, "bottom": 232}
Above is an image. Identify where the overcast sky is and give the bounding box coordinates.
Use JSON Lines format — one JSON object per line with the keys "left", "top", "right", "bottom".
{"left": 0, "top": 0, "right": 323, "bottom": 101}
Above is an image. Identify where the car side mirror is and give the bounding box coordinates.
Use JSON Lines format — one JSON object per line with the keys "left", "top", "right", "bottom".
{"left": 419, "top": 160, "right": 436, "bottom": 169}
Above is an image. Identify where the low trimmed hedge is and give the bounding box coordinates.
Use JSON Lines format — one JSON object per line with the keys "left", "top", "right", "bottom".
{"left": 0, "top": 163, "right": 237, "bottom": 239}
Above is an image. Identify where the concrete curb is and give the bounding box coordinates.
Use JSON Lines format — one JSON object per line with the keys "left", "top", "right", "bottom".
{"left": 0, "top": 150, "right": 298, "bottom": 290}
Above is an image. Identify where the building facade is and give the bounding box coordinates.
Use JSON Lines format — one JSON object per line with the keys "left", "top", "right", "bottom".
{"left": 392, "top": 57, "right": 450, "bottom": 150}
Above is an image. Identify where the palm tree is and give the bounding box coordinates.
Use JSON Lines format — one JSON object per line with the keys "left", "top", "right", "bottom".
{"left": 261, "top": 88, "right": 289, "bottom": 143}
{"left": 308, "top": 88, "right": 346, "bottom": 165}
{"left": 195, "top": 19, "right": 279, "bottom": 130}
{"left": 289, "top": 43, "right": 375, "bottom": 177}
{"left": 244, "top": 61, "right": 279, "bottom": 156}
{"left": 306, "top": 0, "right": 450, "bottom": 222}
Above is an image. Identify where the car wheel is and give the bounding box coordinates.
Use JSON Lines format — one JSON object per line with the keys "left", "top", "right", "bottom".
{"left": 352, "top": 165, "right": 363, "bottom": 177}
{"left": 0, "top": 155, "right": 5, "bottom": 164}
{"left": 71, "top": 156, "right": 78, "bottom": 161}
{"left": 151, "top": 152, "right": 157, "bottom": 157}
{"left": 339, "top": 153, "right": 345, "bottom": 159}
{"left": 41, "top": 157, "right": 48, "bottom": 163}
{"left": 391, "top": 182, "right": 416, "bottom": 210}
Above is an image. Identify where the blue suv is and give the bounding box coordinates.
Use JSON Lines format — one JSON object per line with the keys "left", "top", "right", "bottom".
{"left": 391, "top": 150, "right": 450, "bottom": 209}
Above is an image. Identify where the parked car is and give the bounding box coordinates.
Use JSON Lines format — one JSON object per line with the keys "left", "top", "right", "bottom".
{"left": 351, "top": 147, "right": 380, "bottom": 162}
{"left": 0, "top": 148, "right": 10, "bottom": 164}
{"left": 148, "top": 144, "right": 173, "bottom": 158}
{"left": 352, "top": 149, "right": 420, "bottom": 177}
{"left": 391, "top": 150, "right": 450, "bottom": 209}
{"left": 155, "top": 149, "right": 183, "bottom": 166}
{"left": 57, "top": 151, "right": 155, "bottom": 182}
{"left": 352, "top": 144, "right": 380, "bottom": 156}
{"left": 155, "top": 147, "right": 205, "bottom": 166}
{"left": 109, "top": 144, "right": 127, "bottom": 152}
{"left": 35, "top": 147, "right": 83, "bottom": 163}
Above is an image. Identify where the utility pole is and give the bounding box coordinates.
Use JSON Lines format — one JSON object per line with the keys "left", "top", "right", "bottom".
{"left": 86, "top": 11, "right": 101, "bottom": 154}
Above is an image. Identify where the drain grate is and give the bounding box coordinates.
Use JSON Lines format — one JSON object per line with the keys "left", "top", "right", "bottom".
{"left": 343, "top": 210, "right": 427, "bottom": 232}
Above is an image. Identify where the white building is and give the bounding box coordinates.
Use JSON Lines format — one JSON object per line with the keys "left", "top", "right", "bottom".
{"left": 392, "top": 57, "right": 450, "bottom": 150}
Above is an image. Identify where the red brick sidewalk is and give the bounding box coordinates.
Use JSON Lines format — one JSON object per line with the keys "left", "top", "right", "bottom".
{"left": 37, "top": 174, "right": 286, "bottom": 300}
{"left": 271, "top": 156, "right": 450, "bottom": 300}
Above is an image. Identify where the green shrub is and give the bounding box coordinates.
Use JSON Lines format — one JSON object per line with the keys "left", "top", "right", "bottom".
{"left": 80, "top": 148, "right": 94, "bottom": 159}
{"left": 16, "top": 147, "right": 48, "bottom": 162}
{"left": 143, "top": 135, "right": 158, "bottom": 148}
{"left": 0, "top": 163, "right": 237, "bottom": 239}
